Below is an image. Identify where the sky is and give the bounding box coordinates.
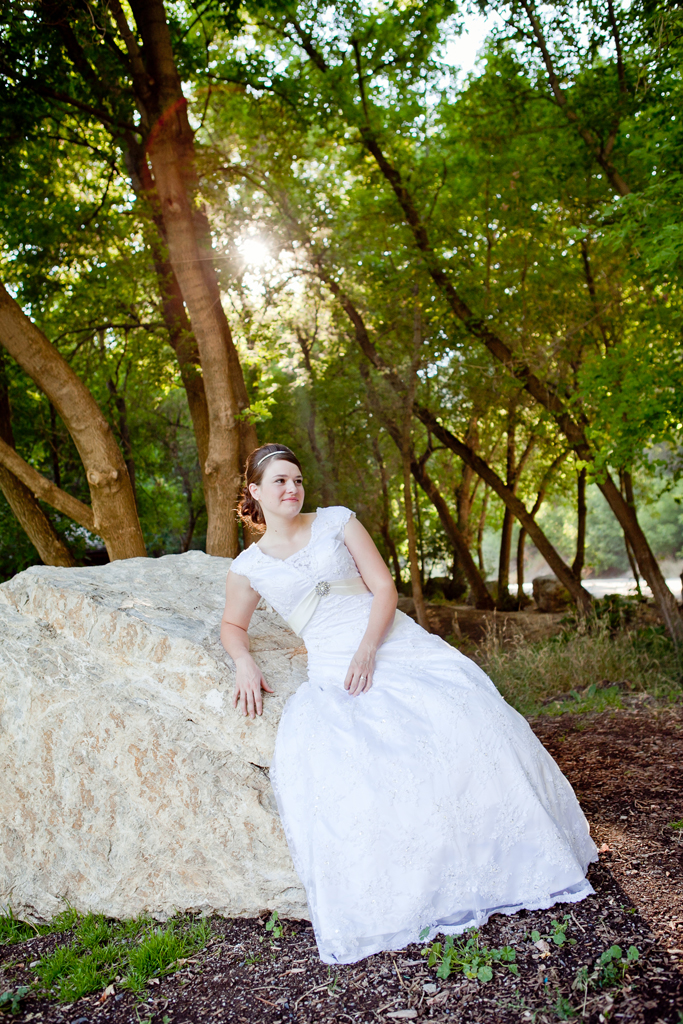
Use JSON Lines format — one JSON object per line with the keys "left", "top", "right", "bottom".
{"left": 444, "top": 9, "right": 501, "bottom": 81}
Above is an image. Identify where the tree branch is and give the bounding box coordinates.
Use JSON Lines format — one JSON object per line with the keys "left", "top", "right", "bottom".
{"left": 0, "top": 437, "right": 96, "bottom": 532}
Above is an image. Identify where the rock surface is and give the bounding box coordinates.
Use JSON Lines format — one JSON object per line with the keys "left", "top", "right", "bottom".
{"left": 0, "top": 552, "right": 309, "bottom": 924}
{"left": 532, "top": 575, "right": 572, "bottom": 613}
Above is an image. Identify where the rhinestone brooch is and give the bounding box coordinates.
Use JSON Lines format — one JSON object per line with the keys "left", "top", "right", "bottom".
{"left": 314, "top": 580, "right": 331, "bottom": 597}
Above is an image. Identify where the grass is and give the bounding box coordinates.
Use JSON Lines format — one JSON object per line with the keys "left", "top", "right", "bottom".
{"left": 0, "top": 908, "right": 212, "bottom": 1004}
{"left": 477, "top": 618, "right": 682, "bottom": 716}
{"left": 0, "top": 907, "right": 78, "bottom": 947}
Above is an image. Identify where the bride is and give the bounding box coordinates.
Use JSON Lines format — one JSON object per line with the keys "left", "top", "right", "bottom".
{"left": 221, "top": 443, "right": 597, "bottom": 965}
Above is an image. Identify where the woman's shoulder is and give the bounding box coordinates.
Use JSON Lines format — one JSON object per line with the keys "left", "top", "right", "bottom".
{"left": 315, "top": 505, "right": 357, "bottom": 530}
{"left": 228, "top": 543, "right": 261, "bottom": 577}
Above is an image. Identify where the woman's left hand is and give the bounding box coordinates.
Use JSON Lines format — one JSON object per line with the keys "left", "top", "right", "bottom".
{"left": 344, "top": 645, "right": 376, "bottom": 696}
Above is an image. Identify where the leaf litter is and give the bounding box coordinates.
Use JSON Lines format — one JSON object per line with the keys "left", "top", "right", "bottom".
{"left": 1, "top": 704, "right": 681, "bottom": 1023}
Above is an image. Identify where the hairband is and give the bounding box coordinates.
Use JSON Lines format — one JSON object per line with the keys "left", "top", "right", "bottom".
{"left": 256, "top": 449, "right": 290, "bottom": 467}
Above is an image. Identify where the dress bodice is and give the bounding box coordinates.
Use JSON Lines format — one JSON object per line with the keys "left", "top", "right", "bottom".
{"left": 229, "top": 506, "right": 360, "bottom": 628}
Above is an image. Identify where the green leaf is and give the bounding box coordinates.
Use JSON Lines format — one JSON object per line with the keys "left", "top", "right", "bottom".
{"left": 419, "top": 927, "right": 430, "bottom": 941}
{"left": 508, "top": 964, "right": 519, "bottom": 975}
{"left": 436, "top": 960, "right": 451, "bottom": 980}
{"left": 626, "top": 946, "right": 639, "bottom": 962}
{"left": 531, "top": 930, "right": 541, "bottom": 943}
{"left": 477, "top": 965, "right": 493, "bottom": 983}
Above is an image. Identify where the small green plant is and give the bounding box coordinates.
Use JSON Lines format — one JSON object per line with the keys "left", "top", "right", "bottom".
{"left": 530, "top": 915, "right": 577, "bottom": 948}
{"left": 421, "top": 928, "right": 518, "bottom": 983}
{"left": 670, "top": 819, "right": 683, "bottom": 832}
{"left": 244, "top": 952, "right": 262, "bottom": 965}
{"left": 31, "top": 912, "right": 211, "bottom": 1003}
{"left": 572, "top": 944, "right": 639, "bottom": 1001}
{"left": 265, "top": 911, "right": 284, "bottom": 940}
{"left": 0, "top": 986, "right": 30, "bottom": 1015}
{"left": 553, "top": 991, "right": 577, "bottom": 1020}
{"left": 0, "top": 906, "right": 78, "bottom": 947}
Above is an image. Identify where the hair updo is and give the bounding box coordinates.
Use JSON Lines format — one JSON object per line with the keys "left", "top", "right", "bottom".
{"left": 237, "top": 443, "right": 303, "bottom": 531}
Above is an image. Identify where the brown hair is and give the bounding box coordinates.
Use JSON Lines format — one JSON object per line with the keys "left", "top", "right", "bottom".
{"left": 237, "top": 443, "right": 303, "bottom": 531}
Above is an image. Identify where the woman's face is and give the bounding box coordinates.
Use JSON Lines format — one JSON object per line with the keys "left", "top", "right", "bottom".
{"left": 249, "top": 459, "right": 304, "bottom": 520}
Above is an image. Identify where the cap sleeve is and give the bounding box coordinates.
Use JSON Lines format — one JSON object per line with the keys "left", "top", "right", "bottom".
{"left": 316, "top": 505, "right": 356, "bottom": 535}
{"left": 228, "top": 545, "right": 257, "bottom": 580}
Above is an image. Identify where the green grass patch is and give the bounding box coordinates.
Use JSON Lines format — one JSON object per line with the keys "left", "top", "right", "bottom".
{"left": 478, "top": 620, "right": 682, "bottom": 716}
{"left": 0, "top": 907, "right": 78, "bottom": 947}
{"left": 1, "top": 908, "right": 212, "bottom": 1004}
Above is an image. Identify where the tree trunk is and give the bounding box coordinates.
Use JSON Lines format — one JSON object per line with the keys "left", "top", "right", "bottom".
{"left": 372, "top": 438, "right": 401, "bottom": 586}
{"left": 402, "top": 449, "right": 430, "bottom": 630}
{"left": 598, "top": 473, "right": 682, "bottom": 639}
{"left": 124, "top": 0, "right": 256, "bottom": 556}
{"left": 497, "top": 405, "right": 517, "bottom": 603}
{"left": 478, "top": 486, "right": 490, "bottom": 576}
{"left": 0, "top": 362, "right": 74, "bottom": 567}
{"left": 411, "top": 458, "right": 494, "bottom": 610}
{"left": 0, "top": 283, "right": 145, "bottom": 559}
{"left": 572, "top": 467, "right": 587, "bottom": 577}
{"left": 415, "top": 404, "right": 593, "bottom": 614}
{"left": 516, "top": 527, "right": 527, "bottom": 608}
{"left": 620, "top": 470, "right": 642, "bottom": 597}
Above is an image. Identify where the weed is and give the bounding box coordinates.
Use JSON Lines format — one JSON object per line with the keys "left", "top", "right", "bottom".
{"left": 478, "top": 618, "right": 681, "bottom": 715}
{"left": 31, "top": 912, "right": 212, "bottom": 1003}
{"left": 265, "top": 911, "right": 284, "bottom": 940}
{"left": 421, "top": 928, "right": 518, "bottom": 983}
{"left": 530, "top": 915, "right": 577, "bottom": 949}
{"left": 670, "top": 819, "right": 683, "bottom": 832}
{"left": 572, "top": 944, "right": 639, "bottom": 1006}
{"left": 244, "top": 952, "right": 262, "bottom": 965}
{"left": 553, "top": 990, "right": 577, "bottom": 1019}
{"left": 0, "top": 986, "right": 30, "bottom": 1015}
{"left": 0, "top": 906, "right": 79, "bottom": 947}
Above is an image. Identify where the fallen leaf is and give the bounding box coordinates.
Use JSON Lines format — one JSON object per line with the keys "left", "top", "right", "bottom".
{"left": 283, "top": 967, "right": 307, "bottom": 974}
{"left": 148, "top": 978, "right": 160, "bottom": 986}
{"left": 98, "top": 984, "right": 116, "bottom": 1004}
{"left": 534, "top": 939, "right": 551, "bottom": 954}
{"left": 422, "top": 983, "right": 437, "bottom": 995}
{"left": 597, "top": 843, "right": 612, "bottom": 854}
{"left": 386, "top": 1012, "right": 418, "bottom": 1020}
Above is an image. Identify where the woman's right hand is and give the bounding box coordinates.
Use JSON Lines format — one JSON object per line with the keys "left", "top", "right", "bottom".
{"left": 234, "top": 655, "right": 274, "bottom": 719}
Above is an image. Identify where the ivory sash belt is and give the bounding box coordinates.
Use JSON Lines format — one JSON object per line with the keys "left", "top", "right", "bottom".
{"left": 286, "top": 576, "right": 370, "bottom": 636}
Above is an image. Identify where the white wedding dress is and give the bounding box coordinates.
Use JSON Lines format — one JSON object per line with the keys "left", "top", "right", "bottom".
{"left": 229, "top": 506, "right": 597, "bottom": 965}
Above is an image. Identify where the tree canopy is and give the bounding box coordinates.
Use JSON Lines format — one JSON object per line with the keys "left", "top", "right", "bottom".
{"left": 0, "top": 0, "right": 681, "bottom": 634}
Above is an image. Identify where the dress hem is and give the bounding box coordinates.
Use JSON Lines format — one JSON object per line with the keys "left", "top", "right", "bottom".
{"left": 317, "top": 877, "right": 596, "bottom": 965}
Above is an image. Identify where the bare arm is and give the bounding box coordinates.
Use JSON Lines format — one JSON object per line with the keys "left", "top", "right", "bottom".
{"left": 221, "top": 570, "right": 274, "bottom": 718}
{"left": 342, "top": 516, "right": 398, "bottom": 696}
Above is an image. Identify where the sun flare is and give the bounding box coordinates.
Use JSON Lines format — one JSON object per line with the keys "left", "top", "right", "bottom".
{"left": 239, "top": 238, "right": 270, "bottom": 266}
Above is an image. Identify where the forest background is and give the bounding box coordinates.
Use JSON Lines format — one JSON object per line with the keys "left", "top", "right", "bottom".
{"left": 0, "top": 0, "right": 682, "bottom": 638}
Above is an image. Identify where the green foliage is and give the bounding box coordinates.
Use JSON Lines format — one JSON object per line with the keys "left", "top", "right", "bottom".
{"left": 421, "top": 928, "right": 518, "bottom": 983}
{"left": 0, "top": 986, "right": 30, "bottom": 1015}
{"left": 0, "top": 907, "right": 77, "bottom": 947}
{"left": 479, "top": 619, "right": 682, "bottom": 716}
{"left": 26, "top": 912, "right": 211, "bottom": 1003}
{"left": 265, "top": 911, "right": 284, "bottom": 940}
{"left": 530, "top": 916, "right": 577, "bottom": 949}
{"left": 572, "top": 944, "right": 639, "bottom": 997}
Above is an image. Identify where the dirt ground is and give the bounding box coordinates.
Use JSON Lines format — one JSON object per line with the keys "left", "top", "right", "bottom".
{"left": 2, "top": 703, "right": 682, "bottom": 1024}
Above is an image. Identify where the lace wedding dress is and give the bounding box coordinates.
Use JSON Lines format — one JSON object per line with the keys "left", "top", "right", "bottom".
{"left": 229, "top": 506, "right": 597, "bottom": 965}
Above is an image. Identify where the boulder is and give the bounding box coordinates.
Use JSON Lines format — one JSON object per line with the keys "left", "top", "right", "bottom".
{"left": 532, "top": 575, "right": 572, "bottom": 613}
{"left": 0, "top": 552, "right": 308, "bottom": 924}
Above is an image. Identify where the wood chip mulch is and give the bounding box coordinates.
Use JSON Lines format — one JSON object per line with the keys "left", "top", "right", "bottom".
{"left": 2, "top": 703, "right": 682, "bottom": 1024}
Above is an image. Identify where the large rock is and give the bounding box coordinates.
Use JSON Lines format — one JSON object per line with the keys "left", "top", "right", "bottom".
{"left": 0, "top": 552, "right": 309, "bottom": 924}
{"left": 532, "top": 575, "right": 572, "bottom": 613}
